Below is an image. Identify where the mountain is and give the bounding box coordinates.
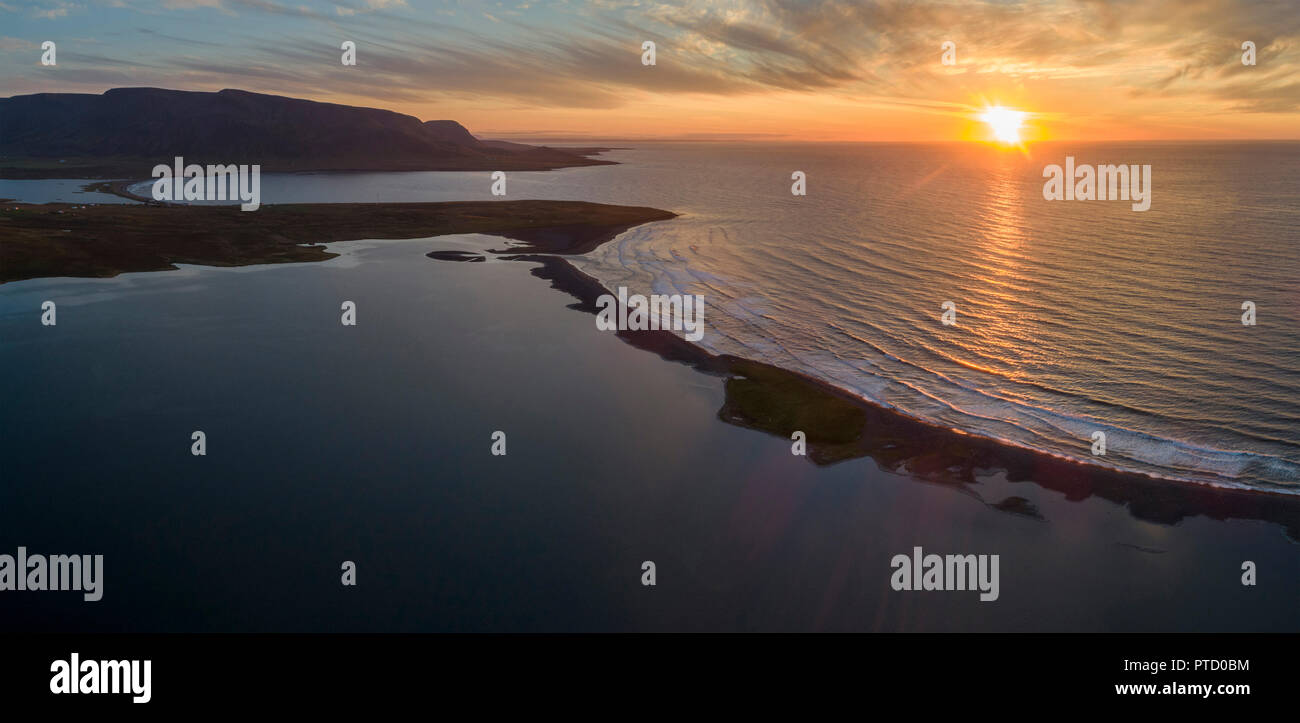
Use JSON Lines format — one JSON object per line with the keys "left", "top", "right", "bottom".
{"left": 0, "top": 88, "right": 613, "bottom": 178}
{"left": 422, "top": 119, "right": 480, "bottom": 146}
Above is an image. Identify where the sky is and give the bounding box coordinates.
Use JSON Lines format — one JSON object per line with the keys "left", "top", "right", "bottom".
{"left": 2, "top": 0, "right": 1298, "bottom": 141}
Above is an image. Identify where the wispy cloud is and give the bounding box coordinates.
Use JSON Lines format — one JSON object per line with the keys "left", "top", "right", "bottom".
{"left": 0, "top": 36, "right": 37, "bottom": 50}
{"left": 2, "top": 0, "right": 1298, "bottom": 139}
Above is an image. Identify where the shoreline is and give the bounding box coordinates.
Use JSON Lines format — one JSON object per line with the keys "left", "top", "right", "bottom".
{"left": 0, "top": 149, "right": 619, "bottom": 181}
{"left": 0, "top": 200, "right": 676, "bottom": 284}
{"left": 5, "top": 197, "right": 1298, "bottom": 536}
{"left": 83, "top": 179, "right": 153, "bottom": 203}
{"left": 429, "top": 223, "right": 1300, "bottom": 539}
{"left": 503, "top": 253, "right": 1300, "bottom": 536}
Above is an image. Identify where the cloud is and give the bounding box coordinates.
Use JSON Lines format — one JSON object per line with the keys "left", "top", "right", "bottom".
{"left": 28, "top": 0, "right": 86, "bottom": 18}
{"left": 0, "top": 36, "right": 37, "bottom": 51}
{"left": 5, "top": 0, "right": 1298, "bottom": 130}
{"left": 163, "top": 0, "right": 222, "bottom": 8}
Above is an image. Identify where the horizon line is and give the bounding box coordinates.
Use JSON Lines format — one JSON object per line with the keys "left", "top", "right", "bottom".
{"left": 499, "top": 136, "right": 1300, "bottom": 144}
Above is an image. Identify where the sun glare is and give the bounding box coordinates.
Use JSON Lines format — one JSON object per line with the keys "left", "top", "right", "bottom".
{"left": 979, "top": 106, "right": 1026, "bottom": 144}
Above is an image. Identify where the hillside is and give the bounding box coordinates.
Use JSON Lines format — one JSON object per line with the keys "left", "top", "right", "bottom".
{"left": 0, "top": 88, "right": 613, "bottom": 178}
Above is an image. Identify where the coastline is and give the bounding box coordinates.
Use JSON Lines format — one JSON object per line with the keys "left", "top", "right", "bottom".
{"left": 489, "top": 253, "right": 1300, "bottom": 538}
{"left": 0, "top": 200, "right": 676, "bottom": 284}
{"left": 0, "top": 149, "right": 619, "bottom": 181}
{"left": 5, "top": 226, "right": 1295, "bottom": 633}
{"left": 6, "top": 196, "right": 1299, "bottom": 538}
{"left": 438, "top": 224, "right": 1300, "bottom": 539}
{"left": 83, "top": 179, "right": 152, "bottom": 202}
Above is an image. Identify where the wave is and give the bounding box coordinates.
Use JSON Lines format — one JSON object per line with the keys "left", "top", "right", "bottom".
{"left": 574, "top": 219, "right": 1300, "bottom": 495}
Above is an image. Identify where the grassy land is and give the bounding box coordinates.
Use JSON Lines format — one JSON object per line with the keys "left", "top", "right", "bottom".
{"left": 0, "top": 200, "right": 676, "bottom": 284}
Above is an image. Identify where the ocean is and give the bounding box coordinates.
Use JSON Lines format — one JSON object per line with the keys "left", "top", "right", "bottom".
{"left": 3, "top": 142, "right": 1298, "bottom": 631}
{"left": 81, "top": 141, "right": 1299, "bottom": 493}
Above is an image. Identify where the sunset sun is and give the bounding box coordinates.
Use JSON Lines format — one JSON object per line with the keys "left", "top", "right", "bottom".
{"left": 979, "top": 106, "right": 1026, "bottom": 144}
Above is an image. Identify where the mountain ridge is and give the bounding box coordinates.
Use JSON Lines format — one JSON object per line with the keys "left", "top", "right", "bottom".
{"left": 0, "top": 87, "right": 614, "bottom": 178}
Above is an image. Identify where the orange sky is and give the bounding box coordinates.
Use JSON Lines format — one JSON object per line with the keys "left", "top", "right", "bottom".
{"left": 424, "top": 88, "right": 1299, "bottom": 143}
{"left": 4, "top": 0, "right": 1298, "bottom": 141}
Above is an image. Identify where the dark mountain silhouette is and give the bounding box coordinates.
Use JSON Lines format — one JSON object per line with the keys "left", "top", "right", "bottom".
{"left": 421, "top": 119, "right": 480, "bottom": 146}
{"left": 0, "top": 87, "right": 612, "bottom": 178}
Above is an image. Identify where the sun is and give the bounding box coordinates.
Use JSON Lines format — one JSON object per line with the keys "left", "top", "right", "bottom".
{"left": 979, "top": 106, "right": 1026, "bottom": 144}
